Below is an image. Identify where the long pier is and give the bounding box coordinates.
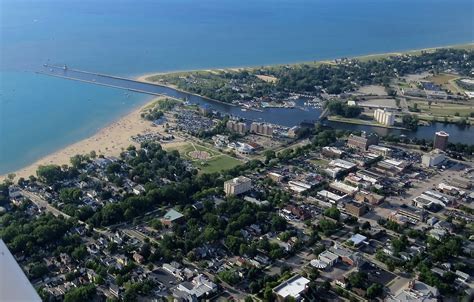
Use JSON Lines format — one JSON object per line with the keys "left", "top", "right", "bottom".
{"left": 38, "top": 65, "right": 185, "bottom": 98}
{"left": 38, "top": 65, "right": 235, "bottom": 106}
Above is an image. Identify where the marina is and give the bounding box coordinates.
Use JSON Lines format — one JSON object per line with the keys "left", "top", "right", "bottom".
{"left": 38, "top": 65, "right": 474, "bottom": 145}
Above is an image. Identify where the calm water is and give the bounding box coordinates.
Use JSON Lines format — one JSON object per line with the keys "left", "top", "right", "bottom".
{"left": 1, "top": 0, "right": 473, "bottom": 174}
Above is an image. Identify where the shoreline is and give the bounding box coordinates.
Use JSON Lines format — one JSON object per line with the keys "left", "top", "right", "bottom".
{"left": 2, "top": 42, "right": 473, "bottom": 180}
{"left": 0, "top": 97, "right": 162, "bottom": 181}
{"left": 136, "top": 42, "right": 474, "bottom": 80}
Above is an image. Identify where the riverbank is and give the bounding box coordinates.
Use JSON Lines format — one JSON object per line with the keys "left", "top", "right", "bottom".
{"left": 2, "top": 43, "right": 473, "bottom": 180}
{"left": 0, "top": 97, "right": 174, "bottom": 181}
{"left": 326, "top": 116, "right": 408, "bottom": 130}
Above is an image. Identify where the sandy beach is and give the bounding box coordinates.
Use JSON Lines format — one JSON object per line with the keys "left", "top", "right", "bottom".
{"left": 0, "top": 97, "right": 180, "bottom": 181}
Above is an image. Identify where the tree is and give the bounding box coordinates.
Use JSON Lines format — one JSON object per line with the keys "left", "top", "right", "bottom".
{"left": 59, "top": 188, "right": 82, "bottom": 204}
{"left": 402, "top": 114, "right": 418, "bottom": 130}
{"left": 36, "top": 165, "right": 64, "bottom": 185}
{"left": 71, "top": 245, "right": 87, "bottom": 261}
{"left": 366, "top": 283, "right": 383, "bottom": 298}
{"left": 324, "top": 206, "right": 340, "bottom": 221}
{"left": 64, "top": 284, "right": 96, "bottom": 302}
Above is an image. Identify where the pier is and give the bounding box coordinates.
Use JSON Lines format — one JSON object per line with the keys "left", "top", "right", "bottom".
{"left": 38, "top": 65, "right": 186, "bottom": 98}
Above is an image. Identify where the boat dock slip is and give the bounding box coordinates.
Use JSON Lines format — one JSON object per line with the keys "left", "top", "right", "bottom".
{"left": 38, "top": 64, "right": 193, "bottom": 100}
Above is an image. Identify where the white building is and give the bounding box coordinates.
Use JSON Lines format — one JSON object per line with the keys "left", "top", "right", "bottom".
{"left": 273, "top": 275, "right": 310, "bottom": 301}
{"left": 224, "top": 176, "right": 252, "bottom": 196}
{"left": 373, "top": 109, "right": 395, "bottom": 126}
{"left": 422, "top": 149, "right": 446, "bottom": 167}
{"left": 288, "top": 180, "right": 312, "bottom": 193}
{"left": 368, "top": 145, "right": 393, "bottom": 157}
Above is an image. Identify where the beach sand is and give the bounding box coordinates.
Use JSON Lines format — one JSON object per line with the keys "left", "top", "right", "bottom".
{"left": 1, "top": 97, "right": 184, "bottom": 181}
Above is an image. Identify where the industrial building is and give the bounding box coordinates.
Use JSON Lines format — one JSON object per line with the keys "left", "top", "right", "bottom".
{"left": 422, "top": 149, "right": 446, "bottom": 167}
{"left": 373, "top": 108, "right": 395, "bottom": 126}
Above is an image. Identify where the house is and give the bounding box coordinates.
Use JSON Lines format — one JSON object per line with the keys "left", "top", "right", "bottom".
{"left": 133, "top": 252, "right": 145, "bottom": 264}
{"left": 273, "top": 275, "right": 310, "bottom": 302}
{"left": 162, "top": 209, "right": 185, "bottom": 227}
{"left": 348, "top": 234, "right": 367, "bottom": 247}
{"left": 116, "top": 254, "right": 128, "bottom": 267}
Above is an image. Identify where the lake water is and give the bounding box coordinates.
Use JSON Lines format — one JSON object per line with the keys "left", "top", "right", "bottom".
{"left": 1, "top": 0, "right": 473, "bottom": 174}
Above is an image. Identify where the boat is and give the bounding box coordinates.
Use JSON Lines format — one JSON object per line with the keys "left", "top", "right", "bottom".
{"left": 241, "top": 108, "right": 247, "bottom": 112}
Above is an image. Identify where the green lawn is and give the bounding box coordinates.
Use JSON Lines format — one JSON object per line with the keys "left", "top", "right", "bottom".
{"left": 195, "top": 155, "right": 242, "bottom": 174}
{"left": 166, "top": 142, "right": 242, "bottom": 173}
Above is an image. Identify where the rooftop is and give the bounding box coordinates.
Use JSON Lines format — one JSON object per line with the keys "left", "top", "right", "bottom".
{"left": 163, "top": 209, "right": 184, "bottom": 221}
{"left": 273, "top": 275, "right": 310, "bottom": 299}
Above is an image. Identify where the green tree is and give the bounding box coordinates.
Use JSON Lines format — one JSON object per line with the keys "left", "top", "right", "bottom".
{"left": 64, "top": 284, "right": 96, "bottom": 302}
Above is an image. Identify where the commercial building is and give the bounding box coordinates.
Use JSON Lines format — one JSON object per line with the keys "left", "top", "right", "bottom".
{"left": 388, "top": 207, "right": 426, "bottom": 224}
{"left": 226, "top": 120, "right": 248, "bottom": 134}
{"left": 0, "top": 240, "right": 42, "bottom": 302}
{"left": 250, "top": 122, "right": 273, "bottom": 136}
{"left": 356, "top": 170, "right": 381, "bottom": 185}
{"left": 422, "top": 149, "right": 446, "bottom": 167}
{"left": 317, "top": 190, "right": 348, "bottom": 204}
{"left": 322, "top": 146, "right": 344, "bottom": 158}
{"left": 386, "top": 280, "right": 439, "bottom": 302}
{"left": 268, "top": 172, "right": 284, "bottom": 182}
{"left": 374, "top": 158, "right": 409, "bottom": 176}
{"left": 345, "top": 201, "right": 368, "bottom": 217}
{"left": 172, "top": 274, "right": 217, "bottom": 300}
{"left": 413, "top": 190, "right": 451, "bottom": 209}
{"left": 355, "top": 190, "right": 384, "bottom": 205}
{"left": 318, "top": 250, "right": 339, "bottom": 266}
{"left": 368, "top": 145, "right": 393, "bottom": 157}
{"left": 162, "top": 209, "right": 185, "bottom": 227}
{"left": 273, "top": 275, "right": 310, "bottom": 301}
{"left": 224, "top": 176, "right": 252, "bottom": 196}
{"left": 373, "top": 109, "right": 395, "bottom": 126}
{"left": 433, "top": 131, "right": 449, "bottom": 151}
{"left": 288, "top": 180, "right": 312, "bottom": 193}
{"left": 448, "top": 177, "right": 472, "bottom": 190}
{"left": 347, "top": 132, "right": 379, "bottom": 150}
{"left": 329, "top": 181, "right": 359, "bottom": 195}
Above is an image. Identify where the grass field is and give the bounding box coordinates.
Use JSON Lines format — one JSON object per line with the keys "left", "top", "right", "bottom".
{"left": 411, "top": 101, "right": 474, "bottom": 117}
{"left": 425, "top": 73, "right": 463, "bottom": 93}
{"left": 165, "top": 142, "right": 241, "bottom": 174}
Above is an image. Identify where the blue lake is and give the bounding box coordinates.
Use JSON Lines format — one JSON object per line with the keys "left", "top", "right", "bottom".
{"left": 1, "top": 0, "right": 473, "bottom": 174}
